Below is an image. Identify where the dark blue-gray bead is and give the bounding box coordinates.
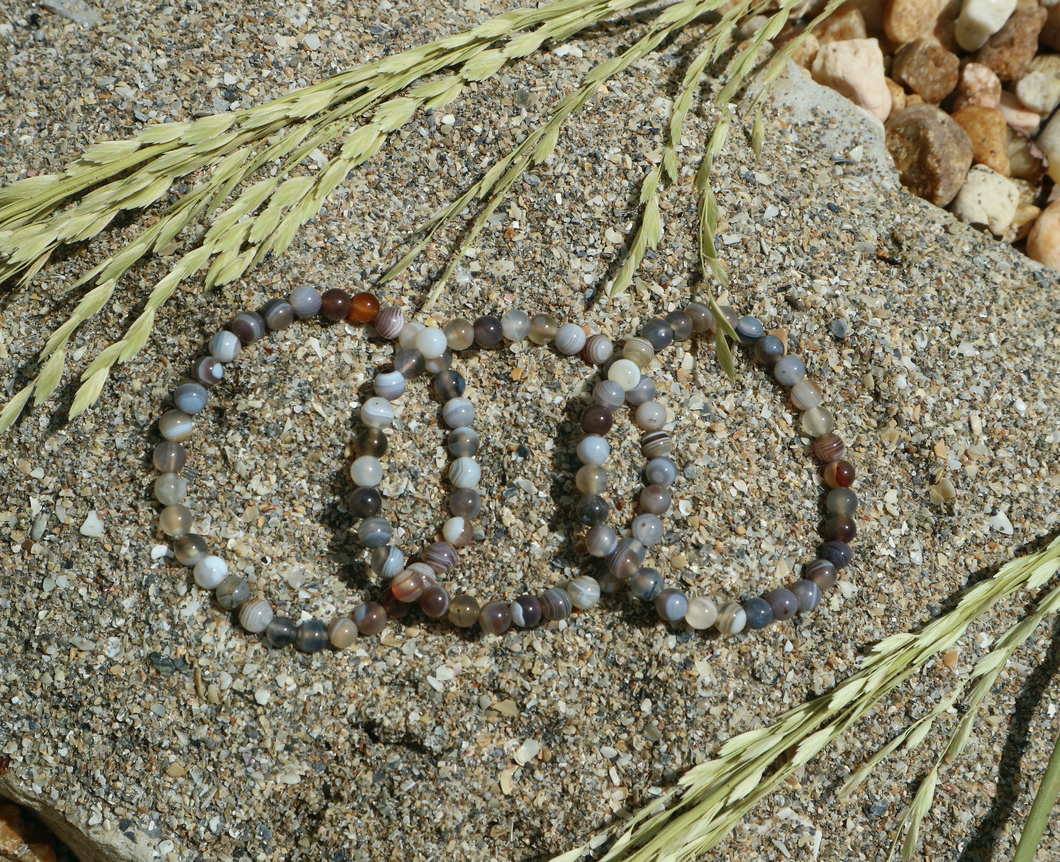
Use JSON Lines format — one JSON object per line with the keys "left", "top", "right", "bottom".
{"left": 640, "top": 318, "right": 674, "bottom": 351}
{"left": 174, "top": 381, "right": 208, "bottom": 415}
{"left": 630, "top": 567, "right": 663, "bottom": 601}
{"left": 743, "top": 597, "right": 773, "bottom": 629}
{"left": 296, "top": 619, "right": 329, "bottom": 653}
{"left": 753, "top": 335, "right": 785, "bottom": 366}
{"left": 574, "top": 495, "right": 610, "bottom": 526}
{"left": 435, "top": 370, "right": 465, "bottom": 401}
{"left": 774, "top": 356, "right": 806, "bottom": 387}
{"left": 818, "top": 540, "right": 853, "bottom": 570}
{"left": 264, "top": 617, "right": 297, "bottom": 648}
{"left": 735, "top": 316, "right": 764, "bottom": 345}
{"left": 625, "top": 377, "right": 656, "bottom": 407}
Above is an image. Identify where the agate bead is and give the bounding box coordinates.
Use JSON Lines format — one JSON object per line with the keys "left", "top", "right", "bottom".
{"left": 419, "top": 585, "right": 451, "bottom": 618}
{"left": 174, "top": 534, "right": 207, "bottom": 566}
{"left": 215, "top": 575, "right": 250, "bottom": 611}
{"left": 448, "top": 595, "right": 480, "bottom": 627}
{"left": 665, "top": 310, "right": 693, "bottom": 341}
{"left": 713, "top": 305, "right": 739, "bottom": 332}
{"left": 159, "top": 410, "right": 194, "bottom": 443}
{"left": 685, "top": 301, "right": 714, "bottom": 333}
{"left": 415, "top": 328, "right": 448, "bottom": 360}
{"left": 581, "top": 405, "right": 613, "bottom": 435}
{"left": 539, "top": 588, "right": 572, "bottom": 621}
{"left": 743, "top": 597, "right": 773, "bottom": 629}
{"left": 348, "top": 291, "right": 380, "bottom": 323}
{"left": 209, "top": 331, "right": 241, "bottom": 363}
{"left": 618, "top": 538, "right": 647, "bottom": 564}
{"left": 174, "top": 381, "right": 208, "bottom": 415}
{"left": 754, "top": 334, "right": 785, "bottom": 365}
{"left": 391, "top": 567, "right": 426, "bottom": 602}
{"left": 239, "top": 599, "right": 274, "bottom": 634}
{"left": 398, "top": 322, "right": 424, "bottom": 350}
{"left": 606, "top": 546, "right": 640, "bottom": 579}
{"left": 371, "top": 545, "right": 405, "bottom": 580}
{"left": 826, "top": 488, "right": 858, "bottom": 516}
{"left": 823, "top": 459, "right": 856, "bottom": 488}
{"left": 194, "top": 356, "right": 223, "bottom": 388}
{"left": 153, "top": 441, "right": 187, "bottom": 473}
{"left": 424, "top": 541, "right": 459, "bottom": 574}
{"left": 577, "top": 436, "right": 610, "bottom": 466}
{"left": 379, "top": 588, "right": 410, "bottom": 620}
{"left": 328, "top": 617, "right": 359, "bottom": 648}
{"left": 373, "top": 306, "right": 405, "bottom": 340}
{"left": 160, "top": 504, "right": 193, "bottom": 538}
{"left": 774, "top": 356, "right": 806, "bottom": 387}
{"left": 473, "top": 315, "right": 503, "bottom": 348}
{"left": 352, "top": 601, "right": 387, "bottom": 636}
{"left": 790, "top": 579, "right": 821, "bottom": 613}
{"left": 630, "top": 567, "right": 663, "bottom": 601}
{"left": 607, "top": 359, "right": 640, "bottom": 391}
{"left": 528, "top": 314, "right": 558, "bottom": 344}
{"left": 425, "top": 350, "right": 453, "bottom": 375}
{"left": 819, "top": 541, "right": 853, "bottom": 570}
{"left": 554, "top": 323, "right": 587, "bottom": 355}
{"left": 575, "top": 495, "right": 609, "bottom": 526}
{"left": 735, "top": 316, "right": 764, "bottom": 344}
{"left": 511, "top": 595, "right": 542, "bottom": 627}
{"left": 655, "top": 588, "right": 688, "bottom": 622}
{"left": 623, "top": 337, "right": 655, "bottom": 369}
{"left": 685, "top": 596, "right": 718, "bottom": 629}
{"left": 593, "top": 380, "right": 626, "bottom": 411}
{"left": 625, "top": 377, "right": 656, "bottom": 408}
{"left": 444, "top": 318, "right": 475, "bottom": 351}
{"left": 813, "top": 433, "right": 847, "bottom": 463}
{"left": 583, "top": 334, "right": 614, "bottom": 366}
{"left": 154, "top": 473, "right": 188, "bottom": 506}
{"left": 790, "top": 378, "right": 823, "bottom": 411}
{"left": 575, "top": 464, "right": 608, "bottom": 496}
{"left": 231, "top": 311, "right": 266, "bottom": 343}
{"left": 354, "top": 427, "right": 388, "bottom": 458}
{"left": 450, "top": 487, "right": 482, "bottom": 518}
{"left": 641, "top": 431, "right": 672, "bottom": 459}
{"left": 394, "top": 347, "right": 426, "bottom": 379}
{"left": 360, "top": 397, "right": 394, "bottom": 429}
{"left": 193, "top": 555, "right": 228, "bottom": 589}
{"left": 824, "top": 516, "right": 857, "bottom": 543}
{"left": 567, "top": 575, "right": 601, "bottom": 610}
{"left": 374, "top": 371, "right": 407, "bottom": 401}
{"left": 645, "top": 457, "right": 677, "bottom": 487}
{"left": 804, "top": 559, "right": 838, "bottom": 589}
{"left": 635, "top": 401, "right": 667, "bottom": 431}
{"left": 448, "top": 427, "right": 480, "bottom": 457}
{"left": 632, "top": 514, "right": 664, "bottom": 545}
{"left": 479, "top": 600, "right": 512, "bottom": 634}
{"left": 357, "top": 518, "right": 392, "bottom": 549}
{"left": 350, "top": 456, "right": 383, "bottom": 487}
{"left": 639, "top": 485, "right": 671, "bottom": 515}
{"left": 264, "top": 617, "right": 297, "bottom": 648}
{"left": 801, "top": 406, "right": 834, "bottom": 437}
{"left": 715, "top": 602, "right": 747, "bottom": 634}
{"left": 501, "top": 309, "right": 530, "bottom": 341}
{"left": 585, "top": 524, "right": 618, "bottom": 557}
{"left": 641, "top": 318, "right": 674, "bottom": 351}
{"left": 435, "top": 370, "right": 465, "bottom": 401}
{"left": 261, "top": 298, "right": 294, "bottom": 331}
{"left": 289, "top": 286, "right": 322, "bottom": 318}
{"left": 320, "top": 288, "right": 352, "bottom": 321}
{"left": 442, "top": 517, "right": 474, "bottom": 547}
{"left": 442, "top": 397, "right": 474, "bottom": 429}
{"left": 449, "top": 457, "right": 481, "bottom": 489}
{"left": 764, "top": 588, "right": 798, "bottom": 622}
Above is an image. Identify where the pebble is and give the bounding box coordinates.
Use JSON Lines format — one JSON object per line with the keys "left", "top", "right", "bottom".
{"left": 1026, "top": 198, "right": 1060, "bottom": 270}
{"left": 953, "top": 62, "right": 1002, "bottom": 110}
{"left": 829, "top": 319, "right": 850, "bottom": 340}
{"left": 1014, "top": 71, "right": 1060, "bottom": 116}
{"left": 884, "top": 0, "right": 945, "bottom": 44}
{"left": 974, "top": 4, "right": 1047, "bottom": 82}
{"left": 950, "top": 106, "right": 1010, "bottom": 176}
{"left": 303, "top": 33, "right": 321, "bottom": 51}
{"left": 955, "top": 0, "right": 1018, "bottom": 52}
{"left": 885, "top": 105, "right": 974, "bottom": 206}
{"left": 1034, "top": 108, "right": 1060, "bottom": 181}
{"left": 1007, "top": 132, "right": 1048, "bottom": 183}
{"left": 885, "top": 77, "right": 907, "bottom": 114}
{"left": 891, "top": 37, "right": 960, "bottom": 104}
{"left": 79, "top": 511, "right": 104, "bottom": 538}
{"left": 997, "top": 89, "right": 1040, "bottom": 135}
{"left": 816, "top": 7, "right": 866, "bottom": 44}
{"left": 811, "top": 38, "right": 892, "bottom": 121}
{"left": 950, "top": 165, "right": 1020, "bottom": 236}
{"left": 254, "top": 688, "right": 271, "bottom": 705}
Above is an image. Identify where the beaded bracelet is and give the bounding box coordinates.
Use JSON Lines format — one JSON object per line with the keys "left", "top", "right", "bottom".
{"left": 150, "top": 287, "right": 859, "bottom": 652}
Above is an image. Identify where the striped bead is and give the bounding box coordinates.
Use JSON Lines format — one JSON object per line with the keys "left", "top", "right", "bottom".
{"left": 374, "top": 307, "right": 405, "bottom": 339}
{"left": 540, "top": 587, "right": 572, "bottom": 621}
{"left": 424, "top": 541, "right": 459, "bottom": 573}
{"left": 239, "top": 599, "right": 273, "bottom": 633}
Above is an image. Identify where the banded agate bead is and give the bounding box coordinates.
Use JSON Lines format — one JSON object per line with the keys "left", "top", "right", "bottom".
{"left": 425, "top": 542, "right": 459, "bottom": 574}
{"left": 501, "top": 309, "right": 530, "bottom": 341}
{"left": 435, "top": 370, "right": 465, "bottom": 401}
{"left": 577, "top": 437, "right": 610, "bottom": 466}
{"left": 320, "top": 288, "right": 352, "bottom": 321}
{"left": 790, "top": 378, "right": 823, "bottom": 411}
{"left": 585, "top": 524, "right": 618, "bottom": 558}
{"left": 593, "top": 380, "right": 626, "bottom": 411}
{"left": 804, "top": 559, "right": 838, "bottom": 589}
{"left": 370, "top": 545, "right": 405, "bottom": 580}
{"left": 640, "top": 318, "right": 674, "bottom": 351}
{"left": 352, "top": 601, "right": 387, "bottom": 635}
{"left": 349, "top": 292, "right": 380, "bottom": 324}
{"left": 567, "top": 575, "right": 601, "bottom": 610}
{"left": 607, "top": 546, "right": 640, "bottom": 579}
{"left": 231, "top": 311, "right": 266, "bottom": 343}
{"left": 774, "top": 356, "right": 805, "bottom": 387}
{"left": 360, "top": 397, "right": 394, "bottom": 429}
{"left": 154, "top": 473, "right": 187, "bottom": 506}
{"left": 764, "top": 588, "right": 798, "bottom": 622}
{"left": 374, "top": 371, "right": 407, "bottom": 401}
{"left": 357, "top": 518, "right": 392, "bottom": 549}
{"left": 160, "top": 504, "right": 193, "bottom": 538}
{"left": 641, "top": 431, "right": 672, "bottom": 459}
{"left": 215, "top": 576, "right": 250, "bottom": 611}
{"left": 159, "top": 410, "right": 193, "bottom": 443}
{"left": 449, "top": 457, "right": 481, "bottom": 489}
{"left": 448, "top": 427, "right": 479, "bottom": 457}
{"left": 174, "top": 381, "right": 208, "bottom": 415}
{"left": 239, "top": 599, "right": 274, "bottom": 633}
{"left": 655, "top": 588, "right": 688, "bottom": 622}
{"left": 289, "top": 286, "right": 322, "bottom": 318}
{"left": 444, "top": 318, "right": 475, "bottom": 350}
{"left": 625, "top": 377, "right": 656, "bottom": 407}
{"left": 479, "top": 601, "right": 512, "bottom": 634}
{"left": 790, "top": 579, "right": 821, "bottom": 613}
{"left": 623, "top": 337, "right": 655, "bottom": 369}
{"left": 645, "top": 457, "right": 677, "bottom": 487}
{"left": 735, "top": 316, "right": 764, "bottom": 344}
{"left": 394, "top": 347, "right": 425, "bottom": 378}
{"left": 813, "top": 433, "right": 847, "bottom": 463}
{"left": 583, "top": 334, "right": 613, "bottom": 366}
{"left": 261, "top": 298, "right": 294, "bottom": 330}
{"left": 450, "top": 488, "right": 482, "bottom": 518}
{"left": 391, "top": 566, "right": 426, "bottom": 602}
{"left": 443, "top": 517, "right": 474, "bottom": 548}
{"left": 448, "top": 595, "right": 480, "bottom": 627}
{"left": 373, "top": 306, "right": 405, "bottom": 340}
{"left": 473, "top": 315, "right": 503, "bottom": 348}
{"left": 350, "top": 456, "right": 383, "bottom": 487}
{"left": 819, "top": 540, "right": 853, "bottom": 569}
{"left": 194, "top": 356, "right": 223, "bottom": 388}
{"left": 174, "top": 534, "right": 207, "bottom": 566}
{"left": 554, "top": 323, "right": 586, "bottom": 355}
{"left": 264, "top": 617, "right": 297, "bottom": 648}
{"left": 823, "top": 459, "right": 856, "bottom": 488}
{"left": 209, "top": 332, "right": 241, "bottom": 363}
{"left": 685, "top": 596, "right": 718, "bottom": 629}
{"left": 754, "top": 334, "right": 785, "bottom": 365}
{"left": 419, "top": 585, "right": 451, "bottom": 618}
{"left": 743, "top": 597, "right": 773, "bottom": 629}
{"left": 715, "top": 602, "right": 747, "bottom": 634}
{"left": 442, "top": 398, "right": 474, "bottom": 429}
{"left": 511, "top": 595, "right": 542, "bottom": 627}
{"left": 540, "top": 588, "right": 572, "bottom": 621}
{"left": 328, "top": 617, "right": 359, "bottom": 648}
{"left": 630, "top": 567, "right": 663, "bottom": 601}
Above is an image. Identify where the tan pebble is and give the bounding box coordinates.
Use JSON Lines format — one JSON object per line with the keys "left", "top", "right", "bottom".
{"left": 941, "top": 648, "right": 959, "bottom": 668}
{"left": 885, "top": 105, "right": 973, "bottom": 206}
{"left": 817, "top": 7, "right": 867, "bottom": 44}
{"left": 811, "top": 38, "right": 892, "bottom": 121}
{"left": 933, "top": 0, "right": 964, "bottom": 54}
{"left": 953, "top": 62, "right": 1003, "bottom": 111}
{"left": 884, "top": 0, "right": 946, "bottom": 44}
{"left": 1006, "top": 131, "right": 1048, "bottom": 183}
{"left": 975, "top": 5, "right": 1047, "bottom": 82}
{"left": 997, "top": 90, "right": 1040, "bottom": 135}
{"left": 906, "top": 93, "right": 925, "bottom": 106}
{"left": 778, "top": 31, "right": 820, "bottom": 68}
{"left": 1042, "top": 4, "right": 1060, "bottom": 52}
{"left": 951, "top": 106, "right": 1011, "bottom": 175}
{"left": 1009, "top": 203, "right": 1041, "bottom": 242}
{"left": 1026, "top": 199, "right": 1060, "bottom": 270}
{"left": 891, "top": 37, "right": 960, "bottom": 104}
{"left": 842, "top": 0, "right": 887, "bottom": 36}
{"left": 1036, "top": 109, "right": 1060, "bottom": 180}
{"left": 950, "top": 165, "right": 1019, "bottom": 236}
{"left": 885, "top": 78, "right": 907, "bottom": 114}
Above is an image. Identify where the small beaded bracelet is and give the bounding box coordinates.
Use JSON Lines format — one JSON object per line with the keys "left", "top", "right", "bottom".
{"left": 150, "top": 288, "right": 859, "bottom": 652}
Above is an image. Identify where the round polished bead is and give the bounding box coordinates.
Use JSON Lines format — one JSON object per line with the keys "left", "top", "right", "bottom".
{"left": 824, "top": 515, "right": 857, "bottom": 543}
{"left": 593, "top": 380, "right": 626, "bottom": 411}
{"left": 398, "top": 322, "right": 425, "bottom": 350}
{"left": 623, "top": 337, "right": 655, "bottom": 369}
{"left": 641, "top": 318, "right": 674, "bottom": 351}
{"left": 801, "top": 406, "right": 835, "bottom": 437}
{"left": 607, "top": 359, "right": 641, "bottom": 391}
{"left": 805, "top": 558, "right": 838, "bottom": 589}
{"left": 554, "top": 323, "right": 587, "bottom": 355}
{"left": 826, "top": 488, "right": 858, "bottom": 516}
{"left": 443, "top": 397, "right": 474, "bottom": 429}
{"left": 580, "top": 405, "right": 612, "bottom": 435}
{"left": 349, "top": 486, "right": 382, "bottom": 518}
{"left": 824, "top": 459, "right": 856, "bottom": 488}
{"left": 159, "top": 409, "right": 193, "bottom": 443}
{"left": 360, "top": 397, "right": 394, "bottom": 429}
{"left": 394, "top": 348, "right": 426, "bottom": 379}
{"left": 655, "top": 588, "right": 688, "bottom": 622}
{"left": 577, "top": 436, "right": 610, "bottom": 466}
{"left": 443, "top": 516, "right": 474, "bottom": 548}
{"left": 575, "top": 495, "right": 610, "bottom": 526}
{"left": 209, "top": 331, "right": 241, "bottom": 363}
{"left": 528, "top": 314, "right": 558, "bottom": 345}
{"left": 743, "top": 597, "right": 773, "bottom": 629}
{"left": 539, "top": 587, "right": 572, "bottom": 621}
{"left": 511, "top": 595, "right": 542, "bottom": 627}
{"left": 712, "top": 305, "right": 739, "bottom": 333}
{"left": 790, "top": 579, "right": 821, "bottom": 613}
{"left": 639, "top": 485, "right": 671, "bottom": 515}
{"left": 765, "top": 588, "right": 798, "bottom": 622}
{"left": 320, "top": 288, "right": 353, "bottom": 321}
{"left": 174, "top": 381, "right": 208, "bottom": 415}
{"left": 391, "top": 567, "right": 426, "bottom": 602}
{"left": 625, "top": 377, "right": 656, "bottom": 408}
{"left": 641, "top": 431, "right": 672, "bottom": 459}
{"left": 449, "top": 457, "right": 481, "bottom": 489}
{"left": 373, "top": 306, "right": 405, "bottom": 339}
{"left": 354, "top": 427, "right": 388, "bottom": 458}
{"left": 629, "top": 567, "right": 663, "bottom": 601}
{"left": 735, "top": 316, "right": 764, "bottom": 344}
{"left": 435, "top": 370, "right": 465, "bottom": 401}
{"left": 618, "top": 538, "right": 647, "bottom": 564}
{"left": 447, "top": 427, "right": 479, "bottom": 457}
{"left": 448, "top": 594, "right": 480, "bottom": 627}
{"left": 424, "top": 541, "right": 459, "bottom": 574}
{"left": 425, "top": 350, "right": 453, "bottom": 375}
{"left": 153, "top": 441, "right": 187, "bottom": 474}
{"left": 415, "top": 328, "right": 449, "bottom": 360}
{"left": 374, "top": 370, "right": 407, "bottom": 401}
{"left": 685, "top": 301, "right": 714, "bottom": 333}
{"left": 357, "top": 518, "right": 392, "bottom": 549}
{"left": 813, "top": 433, "right": 847, "bottom": 463}
{"left": 193, "top": 555, "right": 228, "bottom": 589}
{"left": 379, "top": 587, "right": 410, "bottom": 620}
{"left": 607, "top": 546, "right": 640, "bottom": 579}
{"left": 631, "top": 513, "right": 665, "bottom": 545}
{"left": 350, "top": 456, "right": 383, "bottom": 487}
{"left": 352, "top": 601, "right": 387, "bottom": 636}
{"left": 289, "top": 286, "right": 322, "bottom": 318}
{"left": 583, "top": 334, "right": 614, "bottom": 366}
{"left": 231, "top": 311, "right": 267, "bottom": 343}
{"left": 239, "top": 599, "right": 273, "bottom": 634}
{"left": 479, "top": 600, "right": 512, "bottom": 634}
{"left": 174, "top": 534, "right": 207, "bottom": 566}
{"left": 261, "top": 298, "right": 295, "bottom": 331}
{"left": 665, "top": 310, "right": 694, "bottom": 341}
{"left": 371, "top": 545, "right": 405, "bottom": 580}
{"left": 349, "top": 292, "right": 380, "bottom": 324}
{"left": 160, "top": 504, "right": 193, "bottom": 538}
{"left": 753, "top": 334, "right": 785, "bottom": 365}
{"left": 264, "top": 617, "right": 297, "bottom": 649}
{"left": 774, "top": 356, "right": 806, "bottom": 387}
{"left": 585, "top": 524, "right": 618, "bottom": 558}
{"left": 328, "top": 617, "right": 359, "bottom": 648}
{"left": 449, "top": 487, "right": 482, "bottom": 518}
{"left": 645, "top": 457, "right": 677, "bottom": 487}
{"left": 444, "top": 318, "right": 475, "bottom": 351}
{"left": 820, "top": 539, "right": 855, "bottom": 569}
{"left": 575, "top": 464, "right": 608, "bottom": 496}
{"left": 635, "top": 401, "right": 667, "bottom": 431}
{"left": 567, "top": 575, "right": 601, "bottom": 610}
{"left": 685, "top": 596, "right": 718, "bottom": 629}
{"left": 791, "top": 378, "right": 824, "bottom": 411}
{"left": 715, "top": 602, "right": 747, "bottom": 635}
{"left": 194, "top": 356, "right": 223, "bottom": 388}
{"left": 419, "top": 585, "right": 451, "bottom": 618}
{"left": 501, "top": 309, "right": 530, "bottom": 341}
{"left": 154, "top": 473, "right": 188, "bottom": 506}
{"left": 215, "top": 575, "right": 250, "bottom": 611}
{"left": 473, "top": 315, "right": 504, "bottom": 348}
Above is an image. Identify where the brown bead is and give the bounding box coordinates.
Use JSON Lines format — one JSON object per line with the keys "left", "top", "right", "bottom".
{"left": 823, "top": 515, "right": 857, "bottom": 543}
{"left": 823, "top": 459, "right": 856, "bottom": 488}
{"left": 448, "top": 594, "right": 480, "bottom": 627}
{"left": 473, "top": 316, "right": 503, "bottom": 348}
{"left": 378, "top": 587, "right": 411, "bottom": 619}
{"left": 581, "top": 405, "right": 613, "bottom": 435}
{"left": 349, "top": 291, "right": 380, "bottom": 323}
{"left": 813, "top": 432, "right": 847, "bottom": 463}
{"left": 804, "top": 559, "right": 838, "bottom": 590}
{"left": 419, "top": 585, "right": 451, "bottom": 618}
{"left": 353, "top": 601, "right": 387, "bottom": 636}
{"left": 478, "top": 600, "right": 512, "bottom": 635}
{"left": 320, "top": 288, "right": 352, "bottom": 321}
{"left": 354, "top": 427, "right": 388, "bottom": 458}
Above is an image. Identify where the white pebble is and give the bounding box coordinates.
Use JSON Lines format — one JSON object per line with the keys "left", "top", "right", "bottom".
{"left": 79, "top": 511, "right": 104, "bottom": 538}
{"left": 254, "top": 688, "right": 271, "bottom": 705}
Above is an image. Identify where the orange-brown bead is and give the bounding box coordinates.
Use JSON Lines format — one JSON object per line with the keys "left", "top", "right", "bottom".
{"left": 349, "top": 291, "right": 380, "bottom": 323}
{"left": 823, "top": 459, "right": 856, "bottom": 488}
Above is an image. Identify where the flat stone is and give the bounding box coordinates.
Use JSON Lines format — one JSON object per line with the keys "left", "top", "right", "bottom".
{"left": 975, "top": 4, "right": 1047, "bottom": 82}
{"left": 885, "top": 104, "right": 973, "bottom": 206}
{"left": 811, "top": 38, "right": 892, "bottom": 122}
{"left": 951, "top": 106, "right": 1011, "bottom": 176}
{"left": 891, "top": 37, "right": 960, "bottom": 105}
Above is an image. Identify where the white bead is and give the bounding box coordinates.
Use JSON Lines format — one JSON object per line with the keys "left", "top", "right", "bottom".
{"left": 449, "top": 457, "right": 481, "bottom": 489}
{"left": 209, "top": 331, "right": 242, "bottom": 363}
{"left": 374, "top": 370, "right": 407, "bottom": 401}
{"left": 350, "top": 456, "right": 383, "bottom": 487}
{"left": 371, "top": 545, "right": 405, "bottom": 579}
{"left": 442, "top": 517, "right": 470, "bottom": 545}
{"left": 193, "top": 555, "right": 228, "bottom": 589}
{"left": 566, "top": 575, "right": 601, "bottom": 609}
{"left": 239, "top": 598, "right": 273, "bottom": 633}
{"left": 159, "top": 410, "right": 194, "bottom": 442}
{"left": 442, "top": 397, "right": 475, "bottom": 429}
{"left": 360, "top": 397, "right": 395, "bottom": 429}
{"left": 577, "top": 436, "right": 610, "bottom": 466}
{"left": 415, "top": 327, "right": 449, "bottom": 359}
{"left": 554, "top": 323, "right": 587, "bottom": 355}
{"left": 685, "top": 596, "right": 718, "bottom": 630}
{"left": 607, "top": 358, "right": 641, "bottom": 391}
{"left": 398, "top": 321, "right": 424, "bottom": 349}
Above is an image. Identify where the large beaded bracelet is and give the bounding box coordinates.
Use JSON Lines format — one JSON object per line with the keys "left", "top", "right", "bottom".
{"left": 150, "top": 287, "right": 859, "bottom": 651}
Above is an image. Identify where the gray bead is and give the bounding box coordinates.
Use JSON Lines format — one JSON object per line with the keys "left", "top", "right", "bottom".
{"left": 154, "top": 473, "right": 188, "bottom": 506}
{"left": 645, "top": 457, "right": 677, "bottom": 487}
{"left": 374, "top": 370, "right": 407, "bottom": 401}
{"left": 174, "top": 381, "right": 208, "bottom": 415}
{"left": 357, "top": 518, "right": 392, "bottom": 549}
{"left": 394, "top": 348, "right": 425, "bottom": 379}
{"left": 735, "top": 316, "right": 764, "bottom": 345}
{"left": 630, "top": 567, "right": 663, "bottom": 601}
{"left": 593, "top": 380, "right": 626, "bottom": 411}
{"left": 655, "top": 588, "right": 688, "bottom": 622}
{"left": 264, "top": 617, "right": 297, "bottom": 648}
{"left": 174, "top": 534, "right": 207, "bottom": 566}
{"left": 443, "top": 397, "right": 475, "bottom": 429}
{"left": 826, "top": 488, "right": 858, "bottom": 516}
{"left": 631, "top": 513, "right": 665, "bottom": 545}
{"left": 585, "top": 524, "right": 618, "bottom": 558}
{"left": 618, "top": 537, "right": 647, "bottom": 564}
{"left": 639, "top": 485, "right": 671, "bottom": 515}
{"left": 790, "top": 579, "right": 821, "bottom": 613}
{"left": 774, "top": 355, "right": 806, "bottom": 387}
{"left": 231, "top": 311, "right": 266, "bottom": 344}
{"left": 501, "top": 309, "right": 530, "bottom": 341}
{"left": 209, "top": 331, "right": 242, "bottom": 363}
{"left": 685, "top": 302, "right": 714, "bottom": 333}
{"left": 577, "top": 436, "right": 610, "bottom": 466}
{"left": 296, "top": 619, "right": 329, "bottom": 653}
{"left": 371, "top": 545, "right": 405, "bottom": 580}
{"left": 554, "top": 323, "right": 587, "bottom": 355}
{"left": 754, "top": 335, "right": 785, "bottom": 365}
{"left": 261, "top": 298, "right": 295, "bottom": 330}
{"left": 743, "top": 597, "right": 773, "bottom": 629}
{"left": 215, "top": 576, "right": 250, "bottom": 611}
{"left": 625, "top": 377, "right": 656, "bottom": 407}
{"left": 450, "top": 488, "right": 482, "bottom": 518}
{"left": 448, "top": 427, "right": 480, "bottom": 457}
{"left": 159, "top": 410, "right": 194, "bottom": 443}
{"left": 435, "top": 371, "right": 465, "bottom": 401}
{"left": 425, "top": 350, "right": 453, "bottom": 375}
{"left": 289, "top": 286, "right": 322, "bottom": 318}
{"left": 640, "top": 318, "right": 674, "bottom": 351}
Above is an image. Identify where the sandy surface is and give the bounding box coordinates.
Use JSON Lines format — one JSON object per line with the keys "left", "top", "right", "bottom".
{"left": 1, "top": 2, "right": 1059, "bottom": 861}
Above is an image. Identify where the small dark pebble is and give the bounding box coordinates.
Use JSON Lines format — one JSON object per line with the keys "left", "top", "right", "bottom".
{"left": 830, "top": 319, "right": 850, "bottom": 340}
{"left": 868, "top": 799, "right": 890, "bottom": 817}
{"left": 148, "top": 652, "right": 192, "bottom": 676}
{"left": 827, "top": 202, "right": 840, "bottom": 213}
{"left": 28, "top": 12, "right": 41, "bottom": 27}
{"left": 516, "top": 444, "right": 531, "bottom": 459}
